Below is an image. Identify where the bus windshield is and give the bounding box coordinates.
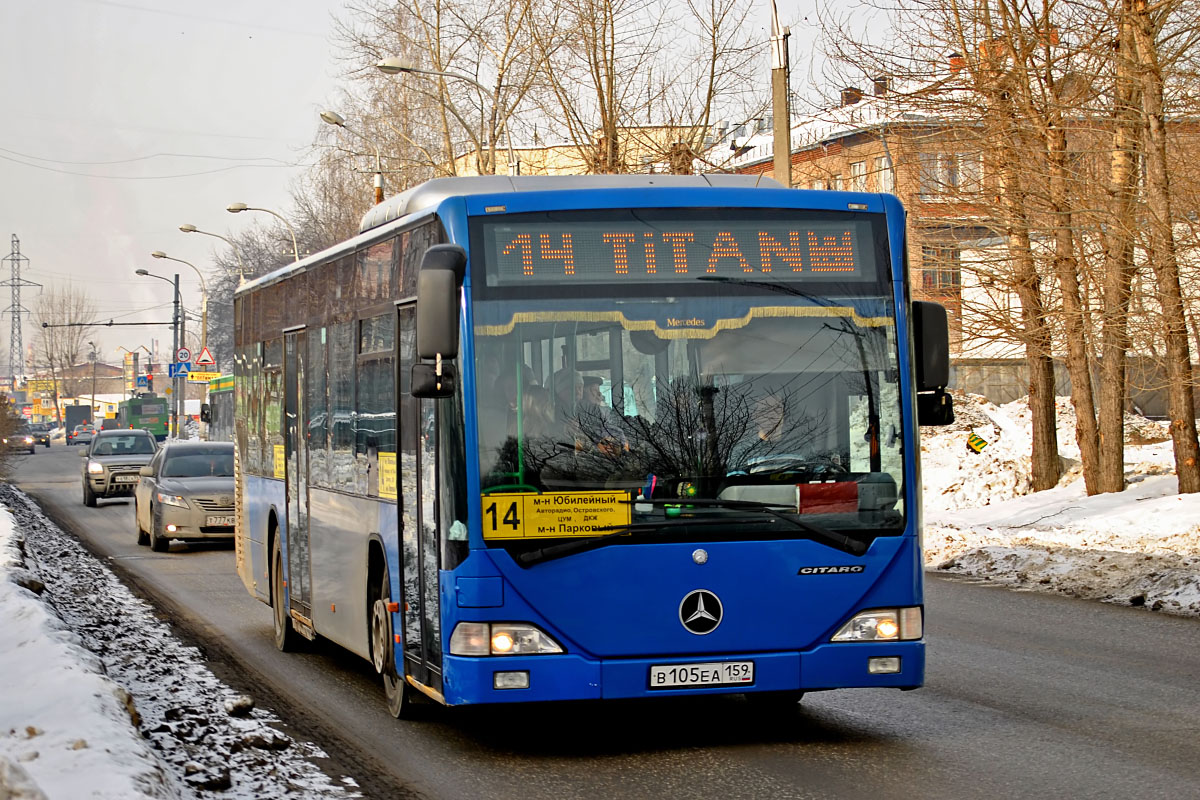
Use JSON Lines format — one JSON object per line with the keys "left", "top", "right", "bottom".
{"left": 471, "top": 208, "right": 905, "bottom": 538}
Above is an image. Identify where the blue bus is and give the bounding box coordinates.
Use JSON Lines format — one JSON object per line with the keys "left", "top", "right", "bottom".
{"left": 233, "top": 175, "right": 953, "bottom": 718}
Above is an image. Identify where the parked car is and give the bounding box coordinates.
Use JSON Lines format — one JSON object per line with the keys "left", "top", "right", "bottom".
{"left": 134, "top": 441, "right": 235, "bottom": 552}
{"left": 3, "top": 424, "right": 36, "bottom": 454}
{"left": 81, "top": 429, "right": 158, "bottom": 507}
{"left": 28, "top": 422, "right": 53, "bottom": 448}
{"left": 68, "top": 424, "right": 97, "bottom": 446}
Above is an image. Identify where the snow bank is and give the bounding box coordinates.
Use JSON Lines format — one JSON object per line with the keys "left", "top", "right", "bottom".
{"left": 921, "top": 393, "right": 1200, "bottom": 616}
{"left": 0, "top": 505, "right": 171, "bottom": 799}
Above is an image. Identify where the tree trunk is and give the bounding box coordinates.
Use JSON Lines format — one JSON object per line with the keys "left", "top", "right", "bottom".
{"left": 1046, "top": 123, "right": 1101, "bottom": 495}
{"left": 1130, "top": 1, "right": 1200, "bottom": 493}
{"left": 1097, "top": 4, "right": 1143, "bottom": 494}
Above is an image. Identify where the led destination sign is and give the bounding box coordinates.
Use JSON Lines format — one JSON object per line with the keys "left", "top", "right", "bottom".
{"left": 480, "top": 211, "right": 880, "bottom": 286}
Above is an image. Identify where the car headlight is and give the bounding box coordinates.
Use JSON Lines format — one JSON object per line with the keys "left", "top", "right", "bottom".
{"left": 156, "top": 492, "right": 189, "bottom": 509}
{"left": 449, "top": 622, "right": 564, "bottom": 656}
{"left": 831, "top": 607, "right": 923, "bottom": 642}
{"left": 87, "top": 461, "right": 104, "bottom": 474}
{"left": 23, "top": 436, "right": 32, "bottom": 444}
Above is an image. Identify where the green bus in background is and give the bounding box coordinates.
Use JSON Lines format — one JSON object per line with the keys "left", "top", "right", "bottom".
{"left": 202, "top": 374, "right": 234, "bottom": 442}
{"left": 117, "top": 395, "right": 169, "bottom": 441}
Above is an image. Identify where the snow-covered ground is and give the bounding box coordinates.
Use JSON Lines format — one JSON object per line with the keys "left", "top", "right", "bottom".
{"left": 0, "top": 486, "right": 361, "bottom": 799}
{"left": 921, "top": 393, "right": 1200, "bottom": 616}
{"left": 1, "top": 393, "right": 1198, "bottom": 796}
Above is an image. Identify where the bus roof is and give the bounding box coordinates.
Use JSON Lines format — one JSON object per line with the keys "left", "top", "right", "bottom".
{"left": 357, "top": 174, "right": 785, "bottom": 235}
{"left": 236, "top": 173, "right": 787, "bottom": 298}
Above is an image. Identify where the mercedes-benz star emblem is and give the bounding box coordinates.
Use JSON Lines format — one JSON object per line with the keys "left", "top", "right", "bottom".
{"left": 679, "top": 589, "right": 723, "bottom": 635}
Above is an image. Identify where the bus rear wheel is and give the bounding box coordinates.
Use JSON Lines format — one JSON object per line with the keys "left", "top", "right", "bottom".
{"left": 271, "top": 536, "right": 301, "bottom": 652}
{"left": 371, "top": 569, "right": 422, "bottom": 719}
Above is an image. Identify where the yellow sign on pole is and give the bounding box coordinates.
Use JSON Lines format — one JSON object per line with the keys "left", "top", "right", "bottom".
{"left": 187, "top": 371, "right": 222, "bottom": 383}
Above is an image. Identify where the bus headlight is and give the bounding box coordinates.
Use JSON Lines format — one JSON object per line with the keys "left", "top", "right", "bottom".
{"left": 449, "top": 622, "right": 564, "bottom": 656}
{"left": 156, "top": 492, "right": 189, "bottom": 509}
{"left": 831, "top": 607, "right": 922, "bottom": 642}
{"left": 87, "top": 461, "right": 104, "bottom": 474}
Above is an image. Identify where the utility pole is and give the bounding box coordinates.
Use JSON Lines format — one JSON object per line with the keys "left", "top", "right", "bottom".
{"left": 770, "top": 1, "right": 792, "bottom": 187}
{"left": 171, "top": 273, "right": 181, "bottom": 439}
{"left": 0, "top": 235, "right": 40, "bottom": 388}
{"left": 88, "top": 341, "right": 98, "bottom": 418}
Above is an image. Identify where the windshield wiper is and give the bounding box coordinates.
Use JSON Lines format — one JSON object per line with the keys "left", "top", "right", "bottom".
{"left": 516, "top": 516, "right": 772, "bottom": 566}
{"left": 621, "top": 498, "right": 868, "bottom": 556}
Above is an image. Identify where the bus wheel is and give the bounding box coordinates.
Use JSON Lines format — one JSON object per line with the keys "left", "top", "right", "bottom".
{"left": 371, "top": 569, "right": 421, "bottom": 719}
{"left": 271, "top": 536, "right": 301, "bottom": 652}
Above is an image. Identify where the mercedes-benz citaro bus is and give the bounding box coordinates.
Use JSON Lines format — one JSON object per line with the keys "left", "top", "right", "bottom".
{"left": 232, "top": 174, "right": 954, "bottom": 718}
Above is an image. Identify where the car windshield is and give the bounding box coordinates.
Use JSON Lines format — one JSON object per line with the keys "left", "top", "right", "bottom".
{"left": 92, "top": 435, "right": 156, "bottom": 456}
{"left": 162, "top": 451, "right": 234, "bottom": 478}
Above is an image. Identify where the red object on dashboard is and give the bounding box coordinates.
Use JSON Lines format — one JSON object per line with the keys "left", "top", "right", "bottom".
{"left": 797, "top": 482, "right": 858, "bottom": 514}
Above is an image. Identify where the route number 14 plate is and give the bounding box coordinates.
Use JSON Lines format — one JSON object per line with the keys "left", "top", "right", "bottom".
{"left": 649, "top": 661, "right": 754, "bottom": 689}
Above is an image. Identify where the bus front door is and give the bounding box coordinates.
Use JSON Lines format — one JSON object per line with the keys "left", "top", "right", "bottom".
{"left": 397, "top": 303, "right": 442, "bottom": 693}
{"left": 284, "top": 330, "right": 312, "bottom": 623}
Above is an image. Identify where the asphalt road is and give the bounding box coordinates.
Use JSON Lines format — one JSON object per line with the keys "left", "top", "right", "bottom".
{"left": 12, "top": 444, "right": 1200, "bottom": 799}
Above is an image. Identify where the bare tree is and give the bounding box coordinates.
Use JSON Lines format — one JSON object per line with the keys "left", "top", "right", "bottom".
{"left": 32, "top": 284, "right": 97, "bottom": 419}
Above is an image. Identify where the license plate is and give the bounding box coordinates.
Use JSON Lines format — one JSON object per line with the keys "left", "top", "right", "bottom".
{"left": 206, "top": 515, "right": 235, "bottom": 527}
{"left": 649, "top": 661, "right": 754, "bottom": 689}
{"left": 113, "top": 474, "right": 140, "bottom": 483}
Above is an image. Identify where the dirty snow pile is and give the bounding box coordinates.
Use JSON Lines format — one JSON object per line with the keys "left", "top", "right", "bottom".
{"left": 921, "top": 393, "right": 1200, "bottom": 616}
{"left": 0, "top": 486, "right": 362, "bottom": 799}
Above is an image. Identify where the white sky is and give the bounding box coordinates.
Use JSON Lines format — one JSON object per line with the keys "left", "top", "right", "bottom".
{"left": 0, "top": 0, "right": 822, "bottom": 376}
{"left": 0, "top": 0, "right": 346, "bottom": 372}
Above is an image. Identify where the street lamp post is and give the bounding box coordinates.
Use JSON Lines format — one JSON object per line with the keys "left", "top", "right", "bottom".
{"left": 179, "top": 224, "right": 246, "bottom": 284}
{"left": 320, "top": 110, "right": 385, "bottom": 204}
{"left": 88, "top": 341, "right": 98, "bottom": 418}
{"left": 136, "top": 269, "right": 183, "bottom": 439}
{"left": 227, "top": 204, "right": 301, "bottom": 262}
{"left": 151, "top": 251, "right": 207, "bottom": 351}
{"left": 376, "top": 57, "right": 517, "bottom": 176}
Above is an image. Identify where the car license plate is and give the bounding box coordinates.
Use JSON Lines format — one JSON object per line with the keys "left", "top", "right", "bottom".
{"left": 114, "top": 474, "right": 140, "bottom": 483}
{"left": 649, "top": 661, "right": 754, "bottom": 689}
{"left": 206, "top": 515, "right": 235, "bottom": 527}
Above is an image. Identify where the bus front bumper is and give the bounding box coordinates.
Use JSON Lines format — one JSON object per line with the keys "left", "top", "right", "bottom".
{"left": 441, "top": 640, "right": 923, "bottom": 706}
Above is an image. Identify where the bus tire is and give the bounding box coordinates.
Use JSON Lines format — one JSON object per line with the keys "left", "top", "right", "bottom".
{"left": 271, "top": 536, "right": 301, "bottom": 652}
{"left": 371, "top": 568, "right": 421, "bottom": 719}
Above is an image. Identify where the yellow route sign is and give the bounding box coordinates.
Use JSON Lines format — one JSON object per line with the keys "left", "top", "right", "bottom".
{"left": 187, "top": 371, "right": 221, "bottom": 383}
{"left": 481, "top": 491, "right": 631, "bottom": 540}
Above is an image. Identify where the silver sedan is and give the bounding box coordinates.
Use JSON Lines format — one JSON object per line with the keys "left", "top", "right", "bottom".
{"left": 134, "top": 441, "right": 235, "bottom": 552}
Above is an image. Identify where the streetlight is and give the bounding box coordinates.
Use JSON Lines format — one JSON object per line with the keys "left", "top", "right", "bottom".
{"left": 88, "top": 341, "right": 98, "bottom": 419}
{"left": 151, "top": 251, "right": 207, "bottom": 352}
{"left": 136, "top": 268, "right": 184, "bottom": 439}
{"left": 376, "top": 56, "right": 517, "bottom": 175}
{"left": 227, "top": 203, "right": 301, "bottom": 262}
{"left": 320, "top": 110, "right": 386, "bottom": 204}
{"left": 180, "top": 224, "right": 246, "bottom": 284}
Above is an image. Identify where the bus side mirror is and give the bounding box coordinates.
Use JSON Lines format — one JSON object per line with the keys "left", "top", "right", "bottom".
{"left": 200, "top": 403, "right": 211, "bottom": 423}
{"left": 411, "top": 362, "right": 457, "bottom": 398}
{"left": 412, "top": 245, "right": 465, "bottom": 399}
{"left": 415, "top": 245, "right": 466, "bottom": 360}
{"left": 912, "top": 301, "right": 955, "bottom": 426}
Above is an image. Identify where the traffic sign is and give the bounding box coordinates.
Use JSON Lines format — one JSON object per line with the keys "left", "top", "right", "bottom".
{"left": 187, "top": 371, "right": 221, "bottom": 383}
{"left": 168, "top": 362, "right": 191, "bottom": 378}
{"left": 136, "top": 375, "right": 149, "bottom": 388}
{"left": 194, "top": 346, "right": 216, "bottom": 366}
{"left": 176, "top": 347, "right": 192, "bottom": 363}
